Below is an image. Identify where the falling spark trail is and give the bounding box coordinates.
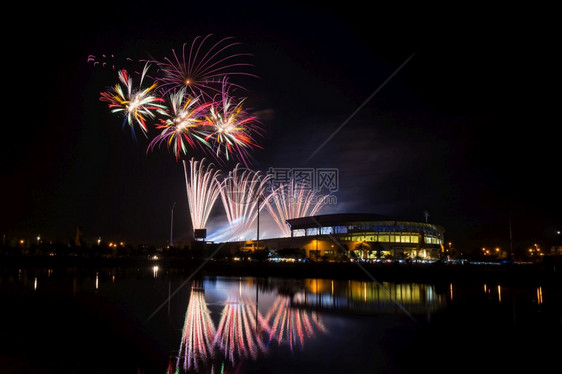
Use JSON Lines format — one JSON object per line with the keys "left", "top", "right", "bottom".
{"left": 183, "top": 158, "right": 222, "bottom": 233}
{"left": 218, "top": 164, "right": 272, "bottom": 241}
{"left": 263, "top": 178, "right": 331, "bottom": 237}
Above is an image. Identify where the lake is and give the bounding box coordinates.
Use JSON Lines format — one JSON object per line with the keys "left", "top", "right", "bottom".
{"left": 0, "top": 262, "right": 560, "bottom": 373}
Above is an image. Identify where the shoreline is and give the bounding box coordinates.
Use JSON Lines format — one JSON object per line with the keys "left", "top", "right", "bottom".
{"left": 2, "top": 255, "right": 560, "bottom": 286}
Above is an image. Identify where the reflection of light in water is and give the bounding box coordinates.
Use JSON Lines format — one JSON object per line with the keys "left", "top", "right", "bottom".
{"left": 213, "top": 295, "right": 268, "bottom": 365}
{"left": 300, "top": 279, "right": 442, "bottom": 315}
{"left": 177, "top": 285, "right": 216, "bottom": 372}
{"left": 263, "top": 295, "right": 327, "bottom": 352}
{"left": 153, "top": 265, "right": 159, "bottom": 278}
{"left": 537, "top": 287, "right": 543, "bottom": 305}
{"left": 95, "top": 272, "right": 99, "bottom": 290}
{"left": 34, "top": 276, "right": 37, "bottom": 291}
{"left": 173, "top": 278, "right": 446, "bottom": 372}
{"left": 483, "top": 284, "right": 503, "bottom": 302}
{"left": 449, "top": 283, "right": 454, "bottom": 301}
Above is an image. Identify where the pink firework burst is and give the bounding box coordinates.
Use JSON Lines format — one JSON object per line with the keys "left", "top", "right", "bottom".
{"left": 152, "top": 34, "right": 257, "bottom": 99}
{"left": 203, "top": 81, "right": 264, "bottom": 168}
{"left": 147, "top": 88, "right": 213, "bottom": 161}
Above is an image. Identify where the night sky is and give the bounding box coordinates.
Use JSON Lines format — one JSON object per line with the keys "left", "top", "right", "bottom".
{"left": 2, "top": 1, "right": 559, "bottom": 251}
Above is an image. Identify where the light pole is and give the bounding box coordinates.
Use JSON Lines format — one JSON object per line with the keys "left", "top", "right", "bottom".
{"left": 256, "top": 194, "right": 261, "bottom": 251}
{"left": 170, "top": 202, "right": 176, "bottom": 247}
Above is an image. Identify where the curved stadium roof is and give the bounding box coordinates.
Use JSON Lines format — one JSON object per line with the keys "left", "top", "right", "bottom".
{"left": 286, "top": 213, "right": 445, "bottom": 234}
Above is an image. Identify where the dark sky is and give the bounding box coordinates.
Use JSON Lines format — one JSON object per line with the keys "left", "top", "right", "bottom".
{"left": 2, "top": 1, "right": 559, "bottom": 251}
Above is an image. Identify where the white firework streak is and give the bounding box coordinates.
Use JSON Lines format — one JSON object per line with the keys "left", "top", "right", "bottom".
{"left": 212, "top": 295, "right": 269, "bottom": 365}
{"left": 263, "top": 178, "right": 331, "bottom": 237}
{"left": 218, "top": 164, "right": 272, "bottom": 240}
{"left": 263, "top": 295, "right": 327, "bottom": 352}
{"left": 183, "top": 158, "right": 222, "bottom": 231}
{"left": 177, "top": 285, "right": 216, "bottom": 372}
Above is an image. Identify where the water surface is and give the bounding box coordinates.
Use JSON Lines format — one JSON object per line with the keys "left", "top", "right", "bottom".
{"left": 0, "top": 264, "right": 559, "bottom": 373}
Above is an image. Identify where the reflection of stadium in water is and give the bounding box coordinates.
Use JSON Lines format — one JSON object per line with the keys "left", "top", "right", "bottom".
{"left": 173, "top": 277, "right": 446, "bottom": 373}
{"left": 296, "top": 279, "right": 444, "bottom": 314}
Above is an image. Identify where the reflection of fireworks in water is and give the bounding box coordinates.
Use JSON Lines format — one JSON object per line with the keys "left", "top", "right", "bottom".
{"left": 263, "top": 178, "right": 331, "bottom": 237}
{"left": 177, "top": 285, "right": 216, "bottom": 372}
{"left": 263, "top": 295, "right": 327, "bottom": 352}
{"left": 213, "top": 295, "right": 268, "bottom": 365}
{"left": 183, "top": 158, "right": 222, "bottom": 232}
{"left": 152, "top": 34, "right": 256, "bottom": 99}
{"left": 204, "top": 80, "right": 263, "bottom": 168}
{"left": 99, "top": 63, "right": 167, "bottom": 139}
{"left": 147, "top": 88, "right": 213, "bottom": 161}
{"left": 218, "top": 164, "right": 272, "bottom": 241}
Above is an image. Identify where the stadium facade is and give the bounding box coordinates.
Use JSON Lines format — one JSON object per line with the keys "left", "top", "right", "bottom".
{"left": 236, "top": 213, "right": 446, "bottom": 261}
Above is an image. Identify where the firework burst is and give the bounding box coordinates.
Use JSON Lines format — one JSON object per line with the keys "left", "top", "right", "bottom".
{"left": 99, "top": 63, "right": 167, "bottom": 139}
{"left": 152, "top": 34, "right": 256, "bottom": 99}
{"left": 183, "top": 158, "right": 222, "bottom": 234}
{"left": 263, "top": 178, "right": 331, "bottom": 237}
{"left": 147, "top": 88, "right": 213, "bottom": 161}
{"left": 204, "top": 81, "right": 263, "bottom": 168}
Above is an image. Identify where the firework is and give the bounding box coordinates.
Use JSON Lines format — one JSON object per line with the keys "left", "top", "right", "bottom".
{"left": 204, "top": 81, "right": 263, "bottom": 168}
{"left": 218, "top": 164, "right": 272, "bottom": 241}
{"left": 263, "top": 178, "right": 331, "bottom": 237}
{"left": 99, "top": 63, "right": 167, "bottom": 139}
{"left": 176, "top": 284, "right": 216, "bottom": 372}
{"left": 152, "top": 34, "right": 256, "bottom": 99}
{"left": 183, "top": 158, "right": 222, "bottom": 235}
{"left": 87, "top": 53, "right": 136, "bottom": 71}
{"left": 212, "top": 294, "right": 268, "bottom": 365}
{"left": 263, "top": 295, "right": 327, "bottom": 352}
{"left": 147, "top": 88, "right": 213, "bottom": 161}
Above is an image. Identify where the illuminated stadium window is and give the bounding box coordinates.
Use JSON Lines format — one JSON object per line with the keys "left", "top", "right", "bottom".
{"left": 293, "top": 229, "right": 305, "bottom": 237}
{"left": 321, "top": 227, "right": 333, "bottom": 235}
{"left": 424, "top": 236, "right": 442, "bottom": 244}
{"left": 401, "top": 235, "right": 410, "bottom": 243}
{"left": 379, "top": 235, "right": 389, "bottom": 242}
{"left": 334, "top": 226, "right": 347, "bottom": 234}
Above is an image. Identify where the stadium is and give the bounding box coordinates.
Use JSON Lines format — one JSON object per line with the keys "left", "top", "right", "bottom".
{"left": 234, "top": 213, "right": 446, "bottom": 261}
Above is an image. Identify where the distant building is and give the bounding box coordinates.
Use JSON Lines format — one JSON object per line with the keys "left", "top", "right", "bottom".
{"left": 550, "top": 246, "right": 562, "bottom": 255}
{"left": 234, "top": 213, "right": 446, "bottom": 261}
